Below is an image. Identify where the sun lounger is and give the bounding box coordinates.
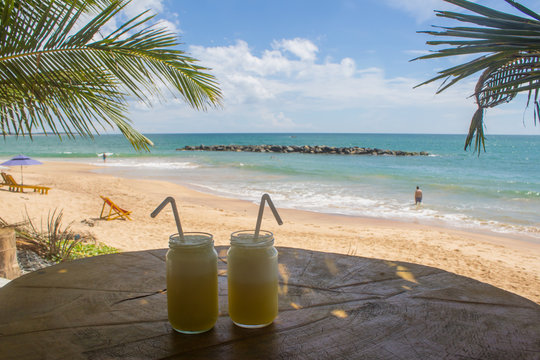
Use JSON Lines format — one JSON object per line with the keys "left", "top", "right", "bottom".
{"left": 1, "top": 173, "right": 51, "bottom": 194}
{"left": 99, "top": 196, "right": 132, "bottom": 221}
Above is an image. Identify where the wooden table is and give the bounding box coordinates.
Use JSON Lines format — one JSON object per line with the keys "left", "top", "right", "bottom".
{"left": 1, "top": 246, "right": 539, "bottom": 359}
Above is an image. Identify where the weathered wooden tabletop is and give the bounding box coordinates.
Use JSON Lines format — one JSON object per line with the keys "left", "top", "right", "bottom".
{"left": 0, "top": 246, "right": 539, "bottom": 360}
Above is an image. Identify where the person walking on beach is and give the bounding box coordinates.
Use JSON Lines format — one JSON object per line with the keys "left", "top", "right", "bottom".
{"left": 415, "top": 186, "right": 423, "bottom": 205}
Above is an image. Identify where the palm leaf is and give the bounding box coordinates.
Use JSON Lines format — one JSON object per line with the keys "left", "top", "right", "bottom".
{"left": 0, "top": 0, "right": 222, "bottom": 151}
{"left": 413, "top": 0, "right": 540, "bottom": 154}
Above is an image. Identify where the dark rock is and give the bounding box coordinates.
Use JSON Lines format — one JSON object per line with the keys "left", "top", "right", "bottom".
{"left": 177, "top": 144, "right": 428, "bottom": 156}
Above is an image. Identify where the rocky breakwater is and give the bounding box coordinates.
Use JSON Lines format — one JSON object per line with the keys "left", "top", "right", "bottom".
{"left": 177, "top": 144, "right": 429, "bottom": 156}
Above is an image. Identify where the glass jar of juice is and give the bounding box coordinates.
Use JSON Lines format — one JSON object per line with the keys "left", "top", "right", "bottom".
{"left": 227, "top": 230, "right": 278, "bottom": 328}
{"left": 166, "top": 232, "right": 218, "bottom": 334}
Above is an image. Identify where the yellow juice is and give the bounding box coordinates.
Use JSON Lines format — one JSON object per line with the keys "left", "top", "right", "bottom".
{"left": 227, "top": 230, "right": 278, "bottom": 328}
{"left": 228, "top": 279, "right": 278, "bottom": 326}
{"left": 166, "top": 233, "right": 218, "bottom": 334}
{"left": 167, "top": 270, "right": 218, "bottom": 333}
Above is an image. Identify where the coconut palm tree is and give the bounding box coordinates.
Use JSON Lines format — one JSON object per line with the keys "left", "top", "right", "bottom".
{"left": 413, "top": 0, "right": 540, "bottom": 152}
{"left": 0, "top": 0, "right": 222, "bottom": 150}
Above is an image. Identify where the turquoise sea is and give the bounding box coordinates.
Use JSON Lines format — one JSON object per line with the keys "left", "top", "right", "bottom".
{"left": 1, "top": 133, "right": 539, "bottom": 242}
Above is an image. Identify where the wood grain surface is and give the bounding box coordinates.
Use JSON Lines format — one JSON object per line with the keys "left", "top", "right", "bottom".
{"left": 0, "top": 228, "right": 21, "bottom": 279}
{"left": 0, "top": 246, "right": 539, "bottom": 359}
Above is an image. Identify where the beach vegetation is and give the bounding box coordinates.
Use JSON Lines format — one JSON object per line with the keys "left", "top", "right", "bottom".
{"left": 0, "top": 209, "right": 118, "bottom": 263}
{"left": 68, "top": 241, "right": 119, "bottom": 260}
{"left": 413, "top": 0, "right": 540, "bottom": 153}
{"left": 17, "top": 208, "right": 82, "bottom": 262}
{"left": 0, "top": 0, "right": 222, "bottom": 151}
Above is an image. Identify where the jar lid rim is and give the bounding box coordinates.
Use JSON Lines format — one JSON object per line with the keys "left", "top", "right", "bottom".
{"left": 169, "top": 232, "right": 213, "bottom": 247}
{"left": 230, "top": 230, "right": 274, "bottom": 246}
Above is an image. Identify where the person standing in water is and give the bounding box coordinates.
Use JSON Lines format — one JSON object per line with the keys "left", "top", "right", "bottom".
{"left": 102, "top": 153, "right": 107, "bottom": 162}
{"left": 415, "top": 186, "right": 423, "bottom": 205}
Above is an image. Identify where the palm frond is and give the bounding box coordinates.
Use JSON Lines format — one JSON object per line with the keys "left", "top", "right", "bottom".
{"left": 0, "top": 0, "right": 222, "bottom": 151}
{"left": 413, "top": 0, "right": 540, "bottom": 153}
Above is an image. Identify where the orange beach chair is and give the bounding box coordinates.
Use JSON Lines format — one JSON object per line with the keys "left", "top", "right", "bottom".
{"left": 99, "top": 196, "right": 132, "bottom": 221}
{"left": 1, "top": 172, "right": 51, "bottom": 194}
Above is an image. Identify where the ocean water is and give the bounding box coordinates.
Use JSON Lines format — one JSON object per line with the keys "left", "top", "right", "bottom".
{"left": 1, "top": 133, "right": 539, "bottom": 242}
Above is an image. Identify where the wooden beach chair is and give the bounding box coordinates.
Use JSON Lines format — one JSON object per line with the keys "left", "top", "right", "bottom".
{"left": 99, "top": 196, "right": 132, "bottom": 221}
{"left": 1, "top": 172, "right": 51, "bottom": 194}
{"left": 0, "top": 172, "right": 7, "bottom": 186}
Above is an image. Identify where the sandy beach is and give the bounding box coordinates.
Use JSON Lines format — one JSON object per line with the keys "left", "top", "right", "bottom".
{"left": 1, "top": 161, "right": 539, "bottom": 304}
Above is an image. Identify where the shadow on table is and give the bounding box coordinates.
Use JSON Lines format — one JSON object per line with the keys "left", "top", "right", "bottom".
{"left": 0, "top": 246, "right": 539, "bottom": 360}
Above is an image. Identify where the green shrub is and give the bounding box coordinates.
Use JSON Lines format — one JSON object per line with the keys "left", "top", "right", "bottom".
{"left": 68, "top": 241, "right": 118, "bottom": 260}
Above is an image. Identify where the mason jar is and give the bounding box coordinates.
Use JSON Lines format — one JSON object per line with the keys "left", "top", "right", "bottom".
{"left": 227, "top": 230, "right": 278, "bottom": 328}
{"left": 166, "top": 232, "right": 218, "bottom": 334}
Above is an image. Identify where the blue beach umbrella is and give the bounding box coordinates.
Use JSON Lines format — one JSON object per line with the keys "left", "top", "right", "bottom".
{"left": 1, "top": 154, "right": 43, "bottom": 185}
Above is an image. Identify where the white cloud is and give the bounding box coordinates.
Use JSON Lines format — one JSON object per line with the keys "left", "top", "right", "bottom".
{"left": 122, "top": 0, "right": 164, "bottom": 19}
{"left": 340, "top": 58, "right": 356, "bottom": 77}
{"left": 189, "top": 39, "right": 363, "bottom": 105}
{"left": 272, "top": 38, "right": 319, "bottom": 62}
{"left": 154, "top": 19, "right": 181, "bottom": 35}
{"left": 189, "top": 38, "right": 472, "bottom": 113}
{"left": 225, "top": 74, "right": 275, "bottom": 104}
{"left": 122, "top": 32, "right": 514, "bottom": 135}
{"left": 125, "top": 37, "right": 485, "bottom": 135}
{"left": 121, "top": 1, "right": 181, "bottom": 35}
{"left": 123, "top": 1, "right": 540, "bottom": 135}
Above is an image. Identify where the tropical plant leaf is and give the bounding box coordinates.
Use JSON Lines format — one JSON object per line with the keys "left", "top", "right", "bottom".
{"left": 0, "top": 0, "right": 222, "bottom": 150}
{"left": 413, "top": 0, "right": 540, "bottom": 154}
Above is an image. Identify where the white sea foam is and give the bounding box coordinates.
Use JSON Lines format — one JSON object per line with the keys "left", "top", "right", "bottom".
{"left": 95, "top": 159, "right": 199, "bottom": 170}
{"left": 189, "top": 180, "right": 540, "bottom": 241}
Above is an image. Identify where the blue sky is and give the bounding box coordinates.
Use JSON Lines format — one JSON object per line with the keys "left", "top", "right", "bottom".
{"left": 118, "top": 0, "right": 539, "bottom": 135}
